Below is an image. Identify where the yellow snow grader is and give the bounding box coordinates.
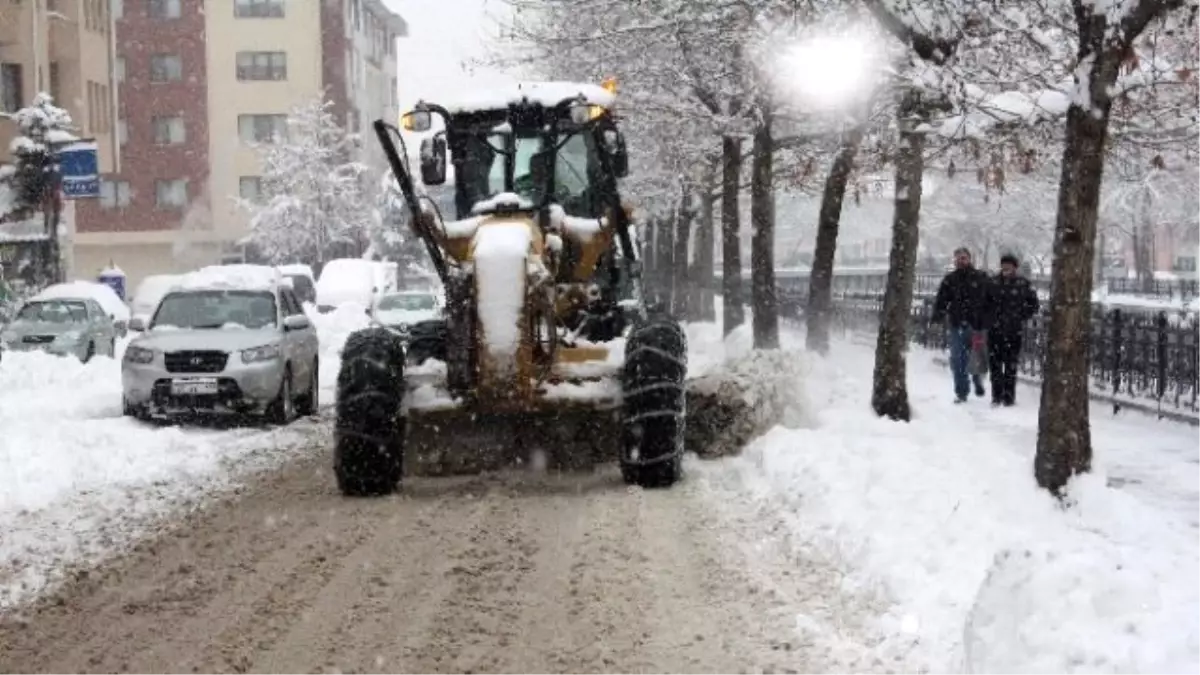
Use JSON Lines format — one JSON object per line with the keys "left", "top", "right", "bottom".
{"left": 333, "top": 80, "right": 688, "bottom": 495}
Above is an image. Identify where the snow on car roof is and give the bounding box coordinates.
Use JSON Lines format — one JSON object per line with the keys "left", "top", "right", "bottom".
{"left": 33, "top": 281, "right": 131, "bottom": 320}
{"left": 435, "top": 81, "right": 616, "bottom": 115}
{"left": 174, "top": 264, "right": 283, "bottom": 292}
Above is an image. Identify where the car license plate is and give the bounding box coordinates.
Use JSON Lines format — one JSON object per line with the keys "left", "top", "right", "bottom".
{"left": 171, "top": 378, "right": 219, "bottom": 395}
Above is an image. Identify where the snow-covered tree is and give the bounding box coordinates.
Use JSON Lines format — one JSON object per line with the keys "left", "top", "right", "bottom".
{"left": 240, "top": 97, "right": 375, "bottom": 265}
{"left": 2, "top": 92, "right": 75, "bottom": 219}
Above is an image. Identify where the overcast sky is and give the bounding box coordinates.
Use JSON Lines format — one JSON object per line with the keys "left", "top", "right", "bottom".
{"left": 383, "top": 0, "right": 517, "bottom": 112}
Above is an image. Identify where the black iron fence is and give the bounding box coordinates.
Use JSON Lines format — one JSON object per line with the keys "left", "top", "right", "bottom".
{"left": 1106, "top": 277, "right": 1198, "bottom": 301}
{"left": 823, "top": 294, "right": 1199, "bottom": 417}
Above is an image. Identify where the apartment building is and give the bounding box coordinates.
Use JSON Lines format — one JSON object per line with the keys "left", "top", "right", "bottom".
{"left": 0, "top": 0, "right": 119, "bottom": 278}
{"left": 73, "top": 0, "right": 405, "bottom": 286}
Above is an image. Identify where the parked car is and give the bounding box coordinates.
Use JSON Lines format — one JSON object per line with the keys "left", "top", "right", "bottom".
{"left": 121, "top": 265, "right": 320, "bottom": 423}
{"left": 281, "top": 273, "right": 317, "bottom": 305}
{"left": 33, "top": 280, "right": 131, "bottom": 337}
{"left": 371, "top": 289, "right": 442, "bottom": 336}
{"left": 129, "top": 273, "right": 184, "bottom": 328}
{"left": 277, "top": 264, "right": 317, "bottom": 305}
{"left": 0, "top": 296, "right": 118, "bottom": 362}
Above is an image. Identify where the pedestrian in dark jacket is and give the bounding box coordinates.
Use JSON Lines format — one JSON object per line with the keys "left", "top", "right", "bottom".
{"left": 931, "top": 247, "right": 992, "bottom": 403}
{"left": 987, "top": 253, "right": 1040, "bottom": 406}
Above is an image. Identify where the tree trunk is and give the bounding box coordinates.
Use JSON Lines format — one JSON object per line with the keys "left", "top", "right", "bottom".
{"left": 871, "top": 90, "right": 927, "bottom": 421}
{"left": 672, "top": 189, "right": 693, "bottom": 318}
{"left": 656, "top": 214, "right": 676, "bottom": 310}
{"left": 721, "top": 136, "right": 745, "bottom": 336}
{"left": 750, "top": 112, "right": 778, "bottom": 349}
{"left": 806, "top": 126, "right": 865, "bottom": 354}
{"left": 1035, "top": 45, "right": 1121, "bottom": 494}
{"left": 695, "top": 171, "right": 717, "bottom": 322}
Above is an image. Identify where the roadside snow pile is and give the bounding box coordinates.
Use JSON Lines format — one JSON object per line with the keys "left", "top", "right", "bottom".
{"left": 0, "top": 348, "right": 329, "bottom": 610}
{"left": 716, "top": 341, "right": 1199, "bottom": 673}
{"left": 306, "top": 302, "right": 370, "bottom": 404}
{"left": 686, "top": 348, "right": 810, "bottom": 458}
{"left": 680, "top": 304, "right": 810, "bottom": 458}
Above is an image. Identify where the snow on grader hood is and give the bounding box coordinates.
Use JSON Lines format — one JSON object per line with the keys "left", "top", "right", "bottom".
{"left": 331, "top": 79, "right": 690, "bottom": 496}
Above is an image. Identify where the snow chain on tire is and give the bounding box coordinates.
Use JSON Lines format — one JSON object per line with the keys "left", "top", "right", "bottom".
{"left": 620, "top": 316, "right": 687, "bottom": 488}
{"left": 334, "top": 327, "right": 407, "bottom": 496}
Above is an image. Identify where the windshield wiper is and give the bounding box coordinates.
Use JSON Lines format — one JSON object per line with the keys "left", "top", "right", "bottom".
{"left": 190, "top": 323, "right": 226, "bottom": 329}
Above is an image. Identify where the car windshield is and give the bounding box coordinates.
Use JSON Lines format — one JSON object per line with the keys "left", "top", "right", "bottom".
{"left": 151, "top": 290, "right": 277, "bottom": 330}
{"left": 377, "top": 293, "right": 435, "bottom": 311}
{"left": 458, "top": 130, "right": 600, "bottom": 217}
{"left": 16, "top": 300, "right": 88, "bottom": 323}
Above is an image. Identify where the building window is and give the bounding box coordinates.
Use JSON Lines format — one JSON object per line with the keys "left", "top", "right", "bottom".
{"left": 155, "top": 179, "right": 188, "bottom": 208}
{"left": 117, "top": 119, "right": 127, "bottom": 146}
{"left": 0, "top": 63, "right": 22, "bottom": 113}
{"left": 234, "top": 0, "right": 284, "bottom": 18}
{"left": 99, "top": 84, "right": 109, "bottom": 132}
{"left": 152, "top": 115, "right": 186, "bottom": 145}
{"left": 239, "top": 176, "right": 264, "bottom": 203}
{"left": 237, "top": 114, "right": 288, "bottom": 143}
{"left": 235, "top": 51, "right": 287, "bottom": 81}
{"left": 115, "top": 57, "right": 125, "bottom": 83}
{"left": 100, "top": 180, "right": 131, "bottom": 209}
{"left": 48, "top": 62, "right": 61, "bottom": 102}
{"left": 149, "top": 54, "right": 182, "bottom": 82}
{"left": 148, "top": 0, "right": 181, "bottom": 18}
{"left": 1175, "top": 256, "right": 1197, "bottom": 272}
{"left": 113, "top": 0, "right": 123, "bottom": 20}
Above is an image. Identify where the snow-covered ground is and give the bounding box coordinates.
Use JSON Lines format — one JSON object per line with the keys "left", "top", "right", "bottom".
{"left": 693, "top": 334, "right": 1199, "bottom": 673}
{"left": 4, "top": 295, "right": 1196, "bottom": 673}
{"left": 0, "top": 308, "right": 369, "bottom": 610}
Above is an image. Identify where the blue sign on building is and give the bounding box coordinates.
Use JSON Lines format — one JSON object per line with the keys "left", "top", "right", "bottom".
{"left": 58, "top": 140, "right": 100, "bottom": 199}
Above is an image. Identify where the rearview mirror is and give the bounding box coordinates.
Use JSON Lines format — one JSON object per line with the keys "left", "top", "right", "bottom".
{"left": 128, "top": 316, "right": 146, "bottom": 332}
{"left": 283, "top": 314, "right": 311, "bottom": 331}
{"left": 420, "top": 135, "right": 447, "bottom": 185}
{"left": 606, "top": 129, "right": 629, "bottom": 178}
{"left": 402, "top": 110, "right": 432, "bottom": 132}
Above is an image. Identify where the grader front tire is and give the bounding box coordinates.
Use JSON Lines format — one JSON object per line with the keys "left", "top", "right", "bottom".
{"left": 334, "top": 327, "right": 407, "bottom": 497}
{"left": 620, "top": 317, "right": 687, "bottom": 488}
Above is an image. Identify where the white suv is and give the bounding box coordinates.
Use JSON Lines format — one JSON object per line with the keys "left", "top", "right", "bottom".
{"left": 121, "top": 266, "right": 320, "bottom": 423}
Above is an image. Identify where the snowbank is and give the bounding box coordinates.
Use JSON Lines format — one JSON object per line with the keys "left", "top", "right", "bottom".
{"left": 0, "top": 309, "right": 367, "bottom": 609}
{"left": 713, "top": 341, "right": 1199, "bottom": 672}
{"left": 686, "top": 348, "right": 810, "bottom": 458}
{"left": 33, "top": 281, "right": 130, "bottom": 321}
{"left": 306, "top": 302, "right": 371, "bottom": 405}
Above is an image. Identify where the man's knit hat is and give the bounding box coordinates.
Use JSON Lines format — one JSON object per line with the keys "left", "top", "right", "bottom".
{"left": 1000, "top": 252, "right": 1020, "bottom": 266}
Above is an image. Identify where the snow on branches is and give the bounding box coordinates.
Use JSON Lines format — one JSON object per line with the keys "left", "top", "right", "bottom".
{"left": 2, "top": 92, "right": 77, "bottom": 219}
{"left": 240, "top": 97, "right": 377, "bottom": 265}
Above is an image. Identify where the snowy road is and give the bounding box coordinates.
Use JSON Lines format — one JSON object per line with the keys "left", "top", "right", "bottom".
{"left": 1, "top": 308, "right": 1195, "bottom": 673}
{"left": 0, "top": 452, "right": 886, "bottom": 674}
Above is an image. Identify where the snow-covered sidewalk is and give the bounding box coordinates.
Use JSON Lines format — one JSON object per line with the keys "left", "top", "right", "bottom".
{"left": 694, "top": 337, "right": 1198, "bottom": 673}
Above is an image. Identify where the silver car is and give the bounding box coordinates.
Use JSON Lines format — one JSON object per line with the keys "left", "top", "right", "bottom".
{"left": 121, "top": 282, "right": 320, "bottom": 423}
{"left": 0, "top": 297, "right": 118, "bottom": 362}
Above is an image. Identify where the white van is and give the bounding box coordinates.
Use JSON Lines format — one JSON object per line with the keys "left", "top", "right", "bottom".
{"left": 315, "top": 259, "right": 379, "bottom": 313}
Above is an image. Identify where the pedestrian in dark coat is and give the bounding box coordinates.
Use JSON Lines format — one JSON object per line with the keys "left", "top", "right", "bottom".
{"left": 987, "top": 253, "right": 1040, "bottom": 406}
{"left": 931, "top": 247, "right": 993, "bottom": 403}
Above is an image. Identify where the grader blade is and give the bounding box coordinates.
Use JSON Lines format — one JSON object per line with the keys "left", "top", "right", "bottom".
{"left": 403, "top": 404, "right": 622, "bottom": 477}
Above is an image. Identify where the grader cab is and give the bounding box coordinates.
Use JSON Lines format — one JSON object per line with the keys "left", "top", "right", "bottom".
{"left": 333, "top": 81, "right": 688, "bottom": 496}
